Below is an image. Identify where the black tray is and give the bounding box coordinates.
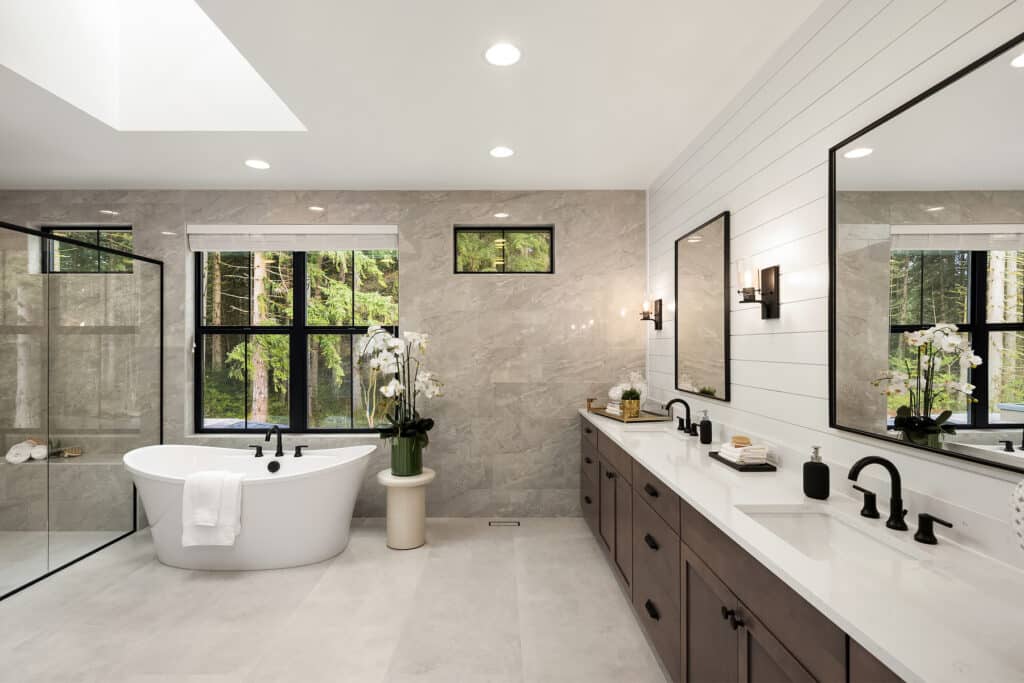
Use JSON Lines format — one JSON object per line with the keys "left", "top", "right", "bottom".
{"left": 708, "top": 451, "right": 776, "bottom": 472}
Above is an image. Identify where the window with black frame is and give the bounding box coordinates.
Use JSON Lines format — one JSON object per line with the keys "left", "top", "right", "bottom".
{"left": 454, "top": 226, "right": 553, "bottom": 273}
{"left": 195, "top": 249, "right": 398, "bottom": 432}
{"left": 43, "top": 226, "right": 133, "bottom": 273}
{"left": 887, "top": 249, "right": 1024, "bottom": 428}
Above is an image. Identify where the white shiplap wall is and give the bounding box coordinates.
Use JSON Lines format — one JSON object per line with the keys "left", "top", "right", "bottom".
{"left": 647, "top": 0, "right": 1024, "bottom": 557}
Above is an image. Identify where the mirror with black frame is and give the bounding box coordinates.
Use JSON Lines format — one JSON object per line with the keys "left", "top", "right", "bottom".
{"left": 831, "top": 35, "right": 1024, "bottom": 472}
{"left": 675, "top": 211, "right": 730, "bottom": 401}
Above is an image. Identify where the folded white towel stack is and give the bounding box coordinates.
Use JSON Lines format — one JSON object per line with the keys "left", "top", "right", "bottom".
{"left": 29, "top": 444, "right": 48, "bottom": 461}
{"left": 181, "top": 471, "right": 245, "bottom": 547}
{"left": 718, "top": 444, "right": 768, "bottom": 465}
{"left": 4, "top": 441, "right": 34, "bottom": 465}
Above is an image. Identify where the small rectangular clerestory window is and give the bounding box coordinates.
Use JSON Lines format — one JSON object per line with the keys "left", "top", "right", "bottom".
{"left": 42, "top": 226, "right": 133, "bottom": 273}
{"left": 454, "top": 225, "right": 553, "bottom": 274}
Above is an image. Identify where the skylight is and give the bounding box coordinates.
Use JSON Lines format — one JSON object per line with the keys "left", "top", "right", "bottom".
{"left": 0, "top": 0, "right": 305, "bottom": 132}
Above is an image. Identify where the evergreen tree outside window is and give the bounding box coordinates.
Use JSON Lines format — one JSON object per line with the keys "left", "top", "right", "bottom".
{"left": 454, "top": 226, "right": 553, "bottom": 273}
{"left": 43, "top": 226, "right": 133, "bottom": 273}
{"left": 195, "top": 249, "right": 398, "bottom": 432}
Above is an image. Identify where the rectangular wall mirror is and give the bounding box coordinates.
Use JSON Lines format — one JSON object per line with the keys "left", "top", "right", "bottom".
{"left": 830, "top": 34, "right": 1024, "bottom": 473}
{"left": 675, "top": 211, "right": 730, "bottom": 401}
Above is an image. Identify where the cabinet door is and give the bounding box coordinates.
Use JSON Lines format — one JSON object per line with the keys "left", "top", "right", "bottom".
{"left": 614, "top": 473, "right": 632, "bottom": 585}
{"left": 681, "top": 543, "right": 739, "bottom": 683}
{"left": 599, "top": 460, "right": 616, "bottom": 553}
{"left": 580, "top": 468, "right": 599, "bottom": 537}
{"left": 849, "top": 640, "right": 903, "bottom": 683}
{"left": 737, "top": 605, "right": 815, "bottom": 683}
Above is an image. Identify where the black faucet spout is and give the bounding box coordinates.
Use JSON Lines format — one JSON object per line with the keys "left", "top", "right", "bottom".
{"left": 264, "top": 425, "right": 284, "bottom": 457}
{"left": 848, "top": 456, "right": 907, "bottom": 531}
{"left": 663, "top": 398, "right": 692, "bottom": 431}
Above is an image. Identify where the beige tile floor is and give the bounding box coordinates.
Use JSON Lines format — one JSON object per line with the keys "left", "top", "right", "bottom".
{"left": 0, "top": 518, "right": 667, "bottom": 683}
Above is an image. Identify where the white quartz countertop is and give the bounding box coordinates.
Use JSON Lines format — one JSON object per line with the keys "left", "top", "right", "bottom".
{"left": 580, "top": 410, "right": 1024, "bottom": 683}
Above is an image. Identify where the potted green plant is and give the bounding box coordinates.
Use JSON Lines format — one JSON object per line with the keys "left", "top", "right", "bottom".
{"left": 872, "top": 323, "right": 981, "bottom": 448}
{"left": 620, "top": 387, "right": 641, "bottom": 419}
{"left": 359, "top": 326, "right": 443, "bottom": 476}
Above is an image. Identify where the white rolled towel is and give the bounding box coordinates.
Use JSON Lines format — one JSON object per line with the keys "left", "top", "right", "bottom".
{"left": 29, "top": 444, "right": 48, "bottom": 461}
{"left": 4, "top": 441, "right": 33, "bottom": 464}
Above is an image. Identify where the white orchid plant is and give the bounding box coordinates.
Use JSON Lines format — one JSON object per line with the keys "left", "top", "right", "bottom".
{"left": 871, "top": 323, "right": 981, "bottom": 442}
{"left": 359, "top": 326, "right": 443, "bottom": 445}
{"left": 609, "top": 371, "right": 648, "bottom": 402}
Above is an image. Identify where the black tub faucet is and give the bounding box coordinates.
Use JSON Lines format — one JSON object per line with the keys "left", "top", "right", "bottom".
{"left": 265, "top": 425, "right": 284, "bottom": 457}
{"left": 663, "top": 398, "right": 692, "bottom": 432}
{"left": 848, "top": 456, "right": 907, "bottom": 531}
{"left": 1000, "top": 440, "right": 1015, "bottom": 453}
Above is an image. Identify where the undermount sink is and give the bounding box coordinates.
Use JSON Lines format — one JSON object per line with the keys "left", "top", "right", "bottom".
{"left": 736, "top": 504, "right": 924, "bottom": 562}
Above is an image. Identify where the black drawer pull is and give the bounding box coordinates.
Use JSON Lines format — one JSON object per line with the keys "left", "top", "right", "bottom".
{"left": 643, "top": 533, "right": 659, "bottom": 551}
{"left": 643, "top": 483, "right": 659, "bottom": 498}
{"left": 584, "top": 456, "right": 593, "bottom": 464}
{"left": 584, "top": 427, "right": 593, "bottom": 434}
{"left": 583, "top": 496, "right": 592, "bottom": 505}
{"left": 644, "top": 600, "right": 660, "bottom": 621}
{"left": 721, "top": 607, "right": 744, "bottom": 630}
{"left": 605, "top": 471, "right": 615, "bottom": 479}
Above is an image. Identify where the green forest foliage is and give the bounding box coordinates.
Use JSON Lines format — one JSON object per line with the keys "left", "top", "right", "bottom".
{"left": 456, "top": 229, "right": 551, "bottom": 272}
{"left": 201, "top": 249, "right": 399, "bottom": 428}
{"left": 886, "top": 250, "right": 1023, "bottom": 418}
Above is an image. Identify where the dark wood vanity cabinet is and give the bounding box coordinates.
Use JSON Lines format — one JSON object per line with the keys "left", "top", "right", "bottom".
{"left": 578, "top": 418, "right": 902, "bottom": 683}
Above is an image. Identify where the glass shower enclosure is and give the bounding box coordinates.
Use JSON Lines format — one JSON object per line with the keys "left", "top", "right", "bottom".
{"left": 0, "top": 221, "right": 162, "bottom": 599}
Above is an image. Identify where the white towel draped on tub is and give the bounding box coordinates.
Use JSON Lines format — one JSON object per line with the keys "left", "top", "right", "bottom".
{"left": 181, "top": 471, "right": 245, "bottom": 547}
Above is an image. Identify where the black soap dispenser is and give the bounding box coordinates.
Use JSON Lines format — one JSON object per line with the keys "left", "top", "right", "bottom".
{"left": 698, "top": 410, "right": 713, "bottom": 444}
{"left": 803, "top": 445, "right": 829, "bottom": 500}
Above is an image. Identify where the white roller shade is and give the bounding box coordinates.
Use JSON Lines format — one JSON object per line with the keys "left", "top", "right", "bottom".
{"left": 186, "top": 224, "right": 398, "bottom": 252}
{"left": 890, "top": 224, "right": 1024, "bottom": 251}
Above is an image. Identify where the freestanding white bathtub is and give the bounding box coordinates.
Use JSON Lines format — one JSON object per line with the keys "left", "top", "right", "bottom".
{"left": 123, "top": 444, "right": 375, "bottom": 570}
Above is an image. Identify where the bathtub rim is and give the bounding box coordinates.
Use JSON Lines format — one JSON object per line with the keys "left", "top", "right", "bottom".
{"left": 123, "top": 443, "right": 377, "bottom": 486}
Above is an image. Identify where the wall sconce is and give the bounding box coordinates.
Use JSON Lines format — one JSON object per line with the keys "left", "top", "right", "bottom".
{"left": 737, "top": 264, "right": 780, "bottom": 319}
{"left": 641, "top": 299, "right": 663, "bottom": 330}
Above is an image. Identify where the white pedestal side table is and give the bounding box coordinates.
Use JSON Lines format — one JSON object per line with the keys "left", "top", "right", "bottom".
{"left": 376, "top": 467, "right": 436, "bottom": 550}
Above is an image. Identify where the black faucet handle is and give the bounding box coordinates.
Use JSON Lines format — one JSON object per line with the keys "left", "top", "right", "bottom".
{"left": 294, "top": 445, "right": 309, "bottom": 457}
{"left": 851, "top": 485, "right": 880, "bottom": 519}
{"left": 1000, "top": 440, "right": 1015, "bottom": 453}
{"left": 914, "top": 513, "right": 952, "bottom": 545}
{"left": 248, "top": 444, "right": 264, "bottom": 457}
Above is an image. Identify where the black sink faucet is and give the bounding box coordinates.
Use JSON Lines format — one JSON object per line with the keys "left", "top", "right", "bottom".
{"left": 848, "top": 456, "right": 907, "bottom": 531}
{"left": 265, "top": 425, "right": 284, "bottom": 457}
{"left": 663, "top": 398, "right": 692, "bottom": 432}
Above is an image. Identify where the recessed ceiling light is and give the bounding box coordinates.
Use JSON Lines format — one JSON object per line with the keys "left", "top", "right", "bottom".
{"left": 494, "top": 212, "right": 509, "bottom": 218}
{"left": 842, "top": 147, "right": 873, "bottom": 159}
{"left": 1011, "top": 53, "right": 1024, "bottom": 68}
{"left": 308, "top": 205, "right": 325, "bottom": 212}
{"left": 490, "top": 146, "right": 515, "bottom": 158}
{"left": 98, "top": 209, "right": 119, "bottom": 216}
{"left": 926, "top": 206, "right": 945, "bottom": 212}
{"left": 485, "top": 42, "right": 521, "bottom": 66}
{"left": 160, "top": 231, "right": 177, "bottom": 236}
{"left": 245, "top": 159, "right": 270, "bottom": 170}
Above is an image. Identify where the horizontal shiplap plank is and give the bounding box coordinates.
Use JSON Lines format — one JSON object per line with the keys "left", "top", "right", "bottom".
{"left": 731, "top": 359, "right": 829, "bottom": 399}
{"left": 731, "top": 331, "right": 828, "bottom": 365}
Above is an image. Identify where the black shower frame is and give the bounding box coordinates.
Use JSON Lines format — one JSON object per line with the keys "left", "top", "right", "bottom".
{"left": 0, "top": 220, "right": 164, "bottom": 601}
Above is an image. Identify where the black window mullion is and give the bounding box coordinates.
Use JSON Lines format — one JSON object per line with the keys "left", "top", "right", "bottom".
{"left": 970, "top": 250, "right": 989, "bottom": 428}
{"left": 293, "top": 252, "right": 307, "bottom": 432}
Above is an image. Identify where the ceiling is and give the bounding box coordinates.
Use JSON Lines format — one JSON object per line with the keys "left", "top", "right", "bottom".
{"left": 837, "top": 43, "right": 1024, "bottom": 191}
{"left": 0, "top": 0, "right": 822, "bottom": 190}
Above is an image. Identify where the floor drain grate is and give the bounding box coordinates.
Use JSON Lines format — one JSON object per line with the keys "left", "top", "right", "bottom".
{"left": 488, "top": 520, "right": 521, "bottom": 527}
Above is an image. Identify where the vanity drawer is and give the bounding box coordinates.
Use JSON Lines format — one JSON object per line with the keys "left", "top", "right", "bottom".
{"left": 596, "top": 432, "right": 633, "bottom": 484}
{"left": 580, "top": 439, "right": 599, "bottom": 482}
{"left": 633, "top": 494, "right": 681, "bottom": 681}
{"left": 633, "top": 461, "right": 680, "bottom": 535}
{"left": 580, "top": 417, "right": 598, "bottom": 449}
{"left": 580, "top": 469, "right": 598, "bottom": 536}
{"left": 680, "top": 499, "right": 846, "bottom": 683}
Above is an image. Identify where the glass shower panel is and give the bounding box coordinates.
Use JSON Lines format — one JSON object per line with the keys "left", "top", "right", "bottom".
{"left": 0, "top": 229, "right": 48, "bottom": 597}
{"left": 46, "top": 250, "right": 161, "bottom": 570}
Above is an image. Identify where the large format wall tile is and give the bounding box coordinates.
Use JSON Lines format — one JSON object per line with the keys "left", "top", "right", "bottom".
{"left": 0, "top": 190, "right": 646, "bottom": 518}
